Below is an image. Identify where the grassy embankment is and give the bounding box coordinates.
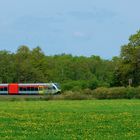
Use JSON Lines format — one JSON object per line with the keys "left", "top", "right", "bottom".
{"left": 0, "top": 100, "right": 139, "bottom": 140}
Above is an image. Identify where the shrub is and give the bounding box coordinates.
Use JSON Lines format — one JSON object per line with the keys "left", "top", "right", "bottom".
{"left": 92, "top": 87, "right": 140, "bottom": 99}
{"left": 61, "top": 80, "right": 88, "bottom": 91}
{"left": 87, "top": 78, "right": 99, "bottom": 90}
{"left": 92, "top": 87, "right": 109, "bottom": 99}
{"left": 62, "top": 90, "right": 92, "bottom": 100}
{"left": 132, "top": 87, "right": 140, "bottom": 99}
{"left": 82, "top": 88, "right": 93, "bottom": 95}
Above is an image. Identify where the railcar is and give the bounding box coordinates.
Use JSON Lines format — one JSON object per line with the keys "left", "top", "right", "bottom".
{"left": 0, "top": 83, "right": 61, "bottom": 95}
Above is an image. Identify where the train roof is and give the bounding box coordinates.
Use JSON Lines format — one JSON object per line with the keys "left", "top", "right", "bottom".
{"left": 0, "top": 84, "right": 9, "bottom": 86}
{"left": 0, "top": 83, "right": 55, "bottom": 86}
{"left": 18, "top": 83, "right": 53, "bottom": 86}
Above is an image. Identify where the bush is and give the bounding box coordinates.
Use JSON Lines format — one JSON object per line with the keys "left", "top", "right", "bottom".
{"left": 92, "top": 87, "right": 140, "bottom": 99}
{"left": 61, "top": 80, "right": 88, "bottom": 91}
{"left": 60, "top": 86, "right": 140, "bottom": 100}
{"left": 62, "top": 90, "right": 91, "bottom": 100}
{"left": 82, "top": 88, "right": 93, "bottom": 95}
{"left": 87, "top": 77, "right": 99, "bottom": 90}
{"left": 92, "top": 87, "right": 110, "bottom": 99}
{"left": 127, "top": 87, "right": 140, "bottom": 99}
{"left": 61, "top": 79, "right": 110, "bottom": 92}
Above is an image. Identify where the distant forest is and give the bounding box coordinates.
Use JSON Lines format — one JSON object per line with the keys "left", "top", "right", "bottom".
{"left": 0, "top": 30, "right": 140, "bottom": 90}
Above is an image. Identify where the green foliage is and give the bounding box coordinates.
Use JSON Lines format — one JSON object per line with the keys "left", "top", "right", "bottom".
{"left": 61, "top": 80, "right": 88, "bottom": 91}
{"left": 61, "top": 87, "right": 140, "bottom": 100}
{"left": 92, "top": 87, "right": 140, "bottom": 99}
{"left": 0, "top": 46, "right": 115, "bottom": 90}
{"left": 113, "top": 30, "right": 140, "bottom": 86}
{"left": 87, "top": 76, "right": 99, "bottom": 89}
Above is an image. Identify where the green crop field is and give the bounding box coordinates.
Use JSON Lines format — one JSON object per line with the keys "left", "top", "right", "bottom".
{"left": 0, "top": 100, "right": 139, "bottom": 140}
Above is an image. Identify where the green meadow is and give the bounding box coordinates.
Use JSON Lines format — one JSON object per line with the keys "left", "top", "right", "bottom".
{"left": 0, "top": 100, "right": 139, "bottom": 140}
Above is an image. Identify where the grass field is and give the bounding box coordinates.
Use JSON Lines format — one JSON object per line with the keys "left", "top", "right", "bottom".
{"left": 0, "top": 100, "right": 139, "bottom": 140}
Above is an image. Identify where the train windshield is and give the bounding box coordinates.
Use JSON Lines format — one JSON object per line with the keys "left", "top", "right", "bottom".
{"left": 54, "top": 83, "right": 61, "bottom": 89}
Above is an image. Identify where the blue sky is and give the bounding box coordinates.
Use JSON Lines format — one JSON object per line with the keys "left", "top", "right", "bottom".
{"left": 0, "top": 0, "right": 140, "bottom": 59}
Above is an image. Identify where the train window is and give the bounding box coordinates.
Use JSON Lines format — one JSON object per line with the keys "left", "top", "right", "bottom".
{"left": 34, "top": 87, "right": 38, "bottom": 91}
{"left": 23, "top": 88, "right": 27, "bottom": 91}
{"left": 31, "top": 87, "right": 34, "bottom": 91}
{"left": 39, "top": 87, "right": 43, "bottom": 91}
{"left": 27, "top": 87, "right": 30, "bottom": 91}
{"left": 19, "top": 87, "right": 23, "bottom": 91}
{"left": 4, "top": 87, "right": 7, "bottom": 91}
{"left": 48, "top": 86, "right": 53, "bottom": 90}
{"left": 0, "top": 88, "right": 3, "bottom": 91}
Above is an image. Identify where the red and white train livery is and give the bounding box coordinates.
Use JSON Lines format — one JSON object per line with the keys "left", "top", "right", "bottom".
{"left": 0, "top": 83, "right": 61, "bottom": 95}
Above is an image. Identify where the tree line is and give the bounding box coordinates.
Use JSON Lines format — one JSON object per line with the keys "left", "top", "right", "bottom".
{"left": 0, "top": 30, "right": 140, "bottom": 90}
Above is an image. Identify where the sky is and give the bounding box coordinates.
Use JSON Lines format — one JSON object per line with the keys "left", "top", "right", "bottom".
{"left": 0, "top": 0, "right": 140, "bottom": 59}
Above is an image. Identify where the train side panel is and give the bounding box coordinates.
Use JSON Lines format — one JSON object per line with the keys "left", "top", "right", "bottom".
{"left": 18, "top": 84, "right": 39, "bottom": 95}
{"left": 0, "top": 84, "right": 8, "bottom": 95}
{"left": 0, "top": 83, "right": 61, "bottom": 95}
{"left": 8, "top": 83, "right": 19, "bottom": 95}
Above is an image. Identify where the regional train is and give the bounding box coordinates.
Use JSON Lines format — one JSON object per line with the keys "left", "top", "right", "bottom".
{"left": 0, "top": 83, "right": 61, "bottom": 95}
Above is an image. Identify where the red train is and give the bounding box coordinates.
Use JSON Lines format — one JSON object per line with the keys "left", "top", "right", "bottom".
{"left": 0, "top": 83, "right": 61, "bottom": 95}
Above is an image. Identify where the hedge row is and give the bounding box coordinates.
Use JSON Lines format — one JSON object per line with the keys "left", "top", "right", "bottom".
{"left": 62, "top": 87, "right": 140, "bottom": 99}
{"left": 92, "top": 87, "right": 140, "bottom": 99}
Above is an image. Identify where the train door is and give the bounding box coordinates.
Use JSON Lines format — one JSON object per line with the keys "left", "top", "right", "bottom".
{"left": 8, "top": 83, "right": 19, "bottom": 95}
{"left": 46, "top": 84, "right": 56, "bottom": 94}
{"left": 38, "top": 86, "right": 45, "bottom": 95}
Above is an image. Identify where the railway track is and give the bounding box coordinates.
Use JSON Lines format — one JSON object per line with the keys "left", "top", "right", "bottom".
{"left": 0, "top": 95, "right": 53, "bottom": 100}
